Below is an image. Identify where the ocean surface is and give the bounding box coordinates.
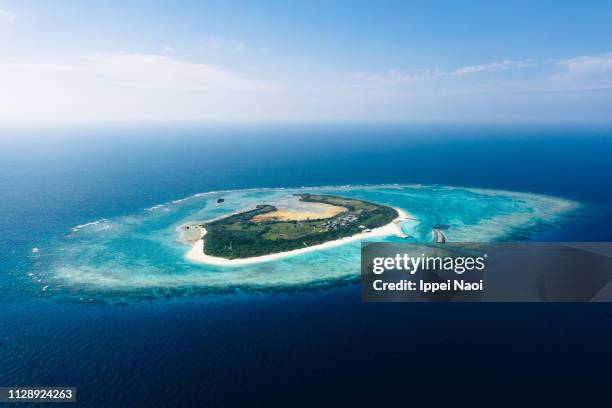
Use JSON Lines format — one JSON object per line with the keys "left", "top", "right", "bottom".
{"left": 1, "top": 123, "right": 612, "bottom": 405}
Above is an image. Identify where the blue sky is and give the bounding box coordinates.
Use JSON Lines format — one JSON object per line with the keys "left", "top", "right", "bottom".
{"left": 1, "top": 0, "right": 612, "bottom": 124}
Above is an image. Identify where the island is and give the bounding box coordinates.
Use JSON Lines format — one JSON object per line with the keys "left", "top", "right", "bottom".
{"left": 183, "top": 193, "right": 409, "bottom": 265}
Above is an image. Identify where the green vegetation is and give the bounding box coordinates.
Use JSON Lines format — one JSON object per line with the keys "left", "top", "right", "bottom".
{"left": 202, "top": 194, "right": 398, "bottom": 259}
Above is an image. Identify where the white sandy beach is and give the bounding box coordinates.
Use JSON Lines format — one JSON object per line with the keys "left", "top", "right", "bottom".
{"left": 185, "top": 207, "right": 414, "bottom": 266}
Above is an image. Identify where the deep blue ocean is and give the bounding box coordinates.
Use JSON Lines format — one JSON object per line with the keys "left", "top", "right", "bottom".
{"left": 1, "top": 124, "right": 612, "bottom": 406}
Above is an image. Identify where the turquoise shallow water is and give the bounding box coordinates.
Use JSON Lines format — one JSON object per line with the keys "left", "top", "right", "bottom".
{"left": 33, "top": 184, "right": 577, "bottom": 293}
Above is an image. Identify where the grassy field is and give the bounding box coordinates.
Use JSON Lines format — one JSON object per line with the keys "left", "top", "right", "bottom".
{"left": 202, "top": 194, "right": 398, "bottom": 259}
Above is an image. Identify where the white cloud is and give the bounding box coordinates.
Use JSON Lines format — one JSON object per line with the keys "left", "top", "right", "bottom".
{"left": 78, "top": 53, "right": 271, "bottom": 91}
{"left": 351, "top": 59, "right": 534, "bottom": 88}
{"left": 342, "top": 53, "right": 612, "bottom": 122}
{"left": 0, "top": 53, "right": 280, "bottom": 124}
{"left": 555, "top": 52, "right": 612, "bottom": 80}
{"left": 350, "top": 68, "right": 443, "bottom": 85}
{"left": 1, "top": 50, "right": 610, "bottom": 125}
{"left": 452, "top": 60, "right": 534, "bottom": 75}
{"left": 557, "top": 52, "right": 612, "bottom": 75}
{"left": 544, "top": 52, "right": 612, "bottom": 92}
{"left": 0, "top": 8, "right": 16, "bottom": 23}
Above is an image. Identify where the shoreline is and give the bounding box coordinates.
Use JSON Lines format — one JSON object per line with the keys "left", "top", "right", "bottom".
{"left": 185, "top": 207, "right": 414, "bottom": 267}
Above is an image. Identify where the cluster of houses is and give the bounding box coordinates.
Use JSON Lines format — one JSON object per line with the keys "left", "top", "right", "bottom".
{"left": 319, "top": 214, "right": 370, "bottom": 231}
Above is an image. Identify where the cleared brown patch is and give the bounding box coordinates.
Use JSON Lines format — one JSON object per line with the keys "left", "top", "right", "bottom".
{"left": 252, "top": 203, "right": 347, "bottom": 222}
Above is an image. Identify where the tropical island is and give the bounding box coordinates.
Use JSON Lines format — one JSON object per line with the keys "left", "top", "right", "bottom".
{"left": 183, "top": 193, "right": 408, "bottom": 265}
